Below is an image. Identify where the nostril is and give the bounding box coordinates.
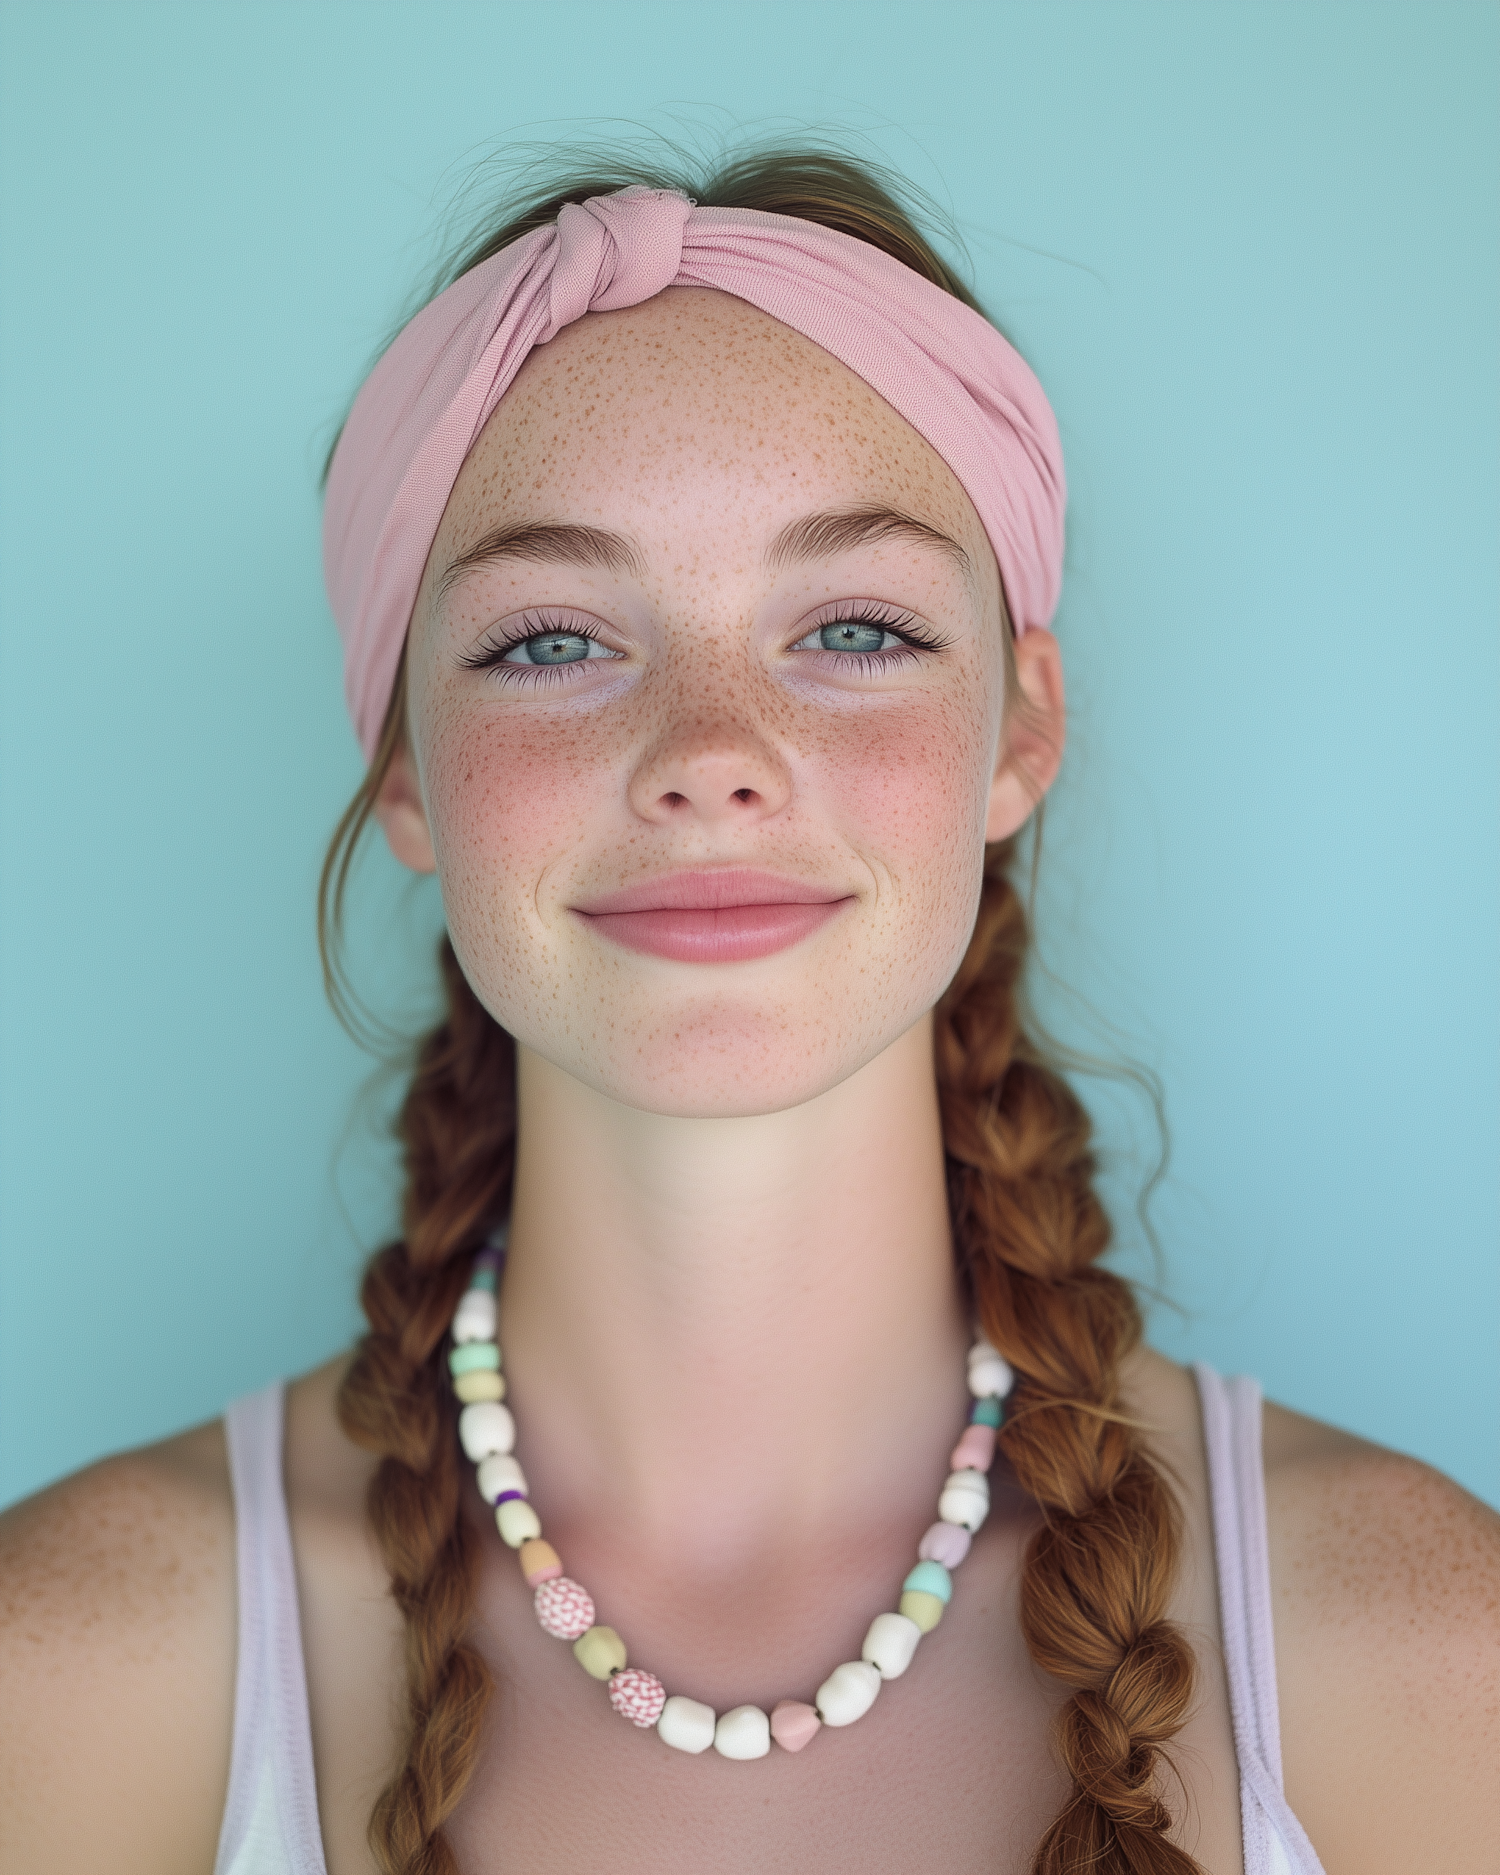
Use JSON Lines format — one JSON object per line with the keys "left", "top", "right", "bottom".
{"left": 639, "top": 772, "right": 777, "bottom": 821}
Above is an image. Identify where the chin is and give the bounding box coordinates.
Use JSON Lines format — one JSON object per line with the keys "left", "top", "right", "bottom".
{"left": 598, "top": 1065, "right": 851, "bottom": 1122}
{"left": 543, "top": 1003, "right": 890, "bottom": 1121}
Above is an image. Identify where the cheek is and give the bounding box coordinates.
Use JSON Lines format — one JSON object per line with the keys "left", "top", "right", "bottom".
{"left": 797, "top": 678, "right": 998, "bottom": 1029}
{"left": 418, "top": 695, "right": 620, "bottom": 922}
{"left": 819, "top": 685, "right": 994, "bottom": 889}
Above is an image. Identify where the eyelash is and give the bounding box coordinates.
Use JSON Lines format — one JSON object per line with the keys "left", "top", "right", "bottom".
{"left": 794, "top": 602, "right": 952, "bottom": 670}
{"left": 456, "top": 610, "right": 616, "bottom": 687}
{"left": 456, "top": 602, "right": 952, "bottom": 686}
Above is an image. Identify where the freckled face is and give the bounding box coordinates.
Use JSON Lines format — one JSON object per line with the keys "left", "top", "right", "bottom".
{"left": 404, "top": 287, "right": 1009, "bottom": 1117}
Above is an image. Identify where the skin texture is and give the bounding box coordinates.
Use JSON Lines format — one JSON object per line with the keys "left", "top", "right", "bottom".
{"left": 2, "top": 289, "right": 1497, "bottom": 1875}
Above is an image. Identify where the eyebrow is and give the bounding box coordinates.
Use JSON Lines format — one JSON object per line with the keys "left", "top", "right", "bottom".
{"left": 437, "top": 521, "right": 644, "bottom": 598}
{"left": 765, "top": 505, "right": 971, "bottom": 576}
{"left": 436, "top": 503, "right": 970, "bottom": 600}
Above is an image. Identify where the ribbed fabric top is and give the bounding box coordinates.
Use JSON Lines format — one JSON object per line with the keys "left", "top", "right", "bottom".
{"left": 1192, "top": 1364, "right": 1327, "bottom": 1875}
{"left": 213, "top": 1366, "right": 1326, "bottom": 1875}
{"left": 214, "top": 1384, "right": 327, "bottom": 1875}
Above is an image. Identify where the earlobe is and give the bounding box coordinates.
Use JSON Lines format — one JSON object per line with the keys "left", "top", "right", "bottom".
{"left": 985, "top": 628, "right": 1066, "bottom": 843}
{"left": 373, "top": 744, "right": 438, "bottom": 874}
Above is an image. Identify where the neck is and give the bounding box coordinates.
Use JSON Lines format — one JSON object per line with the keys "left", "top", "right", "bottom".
{"left": 500, "top": 1018, "right": 969, "bottom": 1567}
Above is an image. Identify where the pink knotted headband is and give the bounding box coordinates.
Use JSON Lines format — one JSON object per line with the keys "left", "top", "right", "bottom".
{"left": 324, "top": 187, "right": 1066, "bottom": 759}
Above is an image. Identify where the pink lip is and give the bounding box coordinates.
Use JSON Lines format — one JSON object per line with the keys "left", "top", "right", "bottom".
{"left": 572, "top": 868, "right": 854, "bottom": 964}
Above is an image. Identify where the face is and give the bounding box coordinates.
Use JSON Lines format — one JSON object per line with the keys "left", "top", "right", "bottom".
{"left": 385, "top": 287, "right": 1060, "bottom": 1118}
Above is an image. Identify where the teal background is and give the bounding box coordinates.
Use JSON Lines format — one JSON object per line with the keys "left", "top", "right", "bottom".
{"left": 1, "top": 1, "right": 1495, "bottom": 1509}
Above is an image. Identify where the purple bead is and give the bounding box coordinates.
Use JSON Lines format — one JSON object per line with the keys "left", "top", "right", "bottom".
{"left": 918, "top": 1520, "right": 972, "bottom": 1568}
{"left": 494, "top": 1489, "right": 525, "bottom": 1505}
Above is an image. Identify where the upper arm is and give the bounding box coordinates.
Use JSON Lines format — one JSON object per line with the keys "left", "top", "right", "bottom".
{"left": 0, "top": 1424, "right": 237, "bottom": 1875}
{"left": 1265, "top": 1406, "right": 1500, "bottom": 1875}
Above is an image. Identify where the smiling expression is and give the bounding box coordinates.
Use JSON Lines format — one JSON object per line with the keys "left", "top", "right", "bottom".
{"left": 400, "top": 287, "right": 1017, "bottom": 1117}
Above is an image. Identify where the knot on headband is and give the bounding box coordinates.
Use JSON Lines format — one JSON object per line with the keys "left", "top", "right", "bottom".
{"left": 324, "top": 188, "right": 1067, "bottom": 758}
{"left": 544, "top": 189, "right": 694, "bottom": 336}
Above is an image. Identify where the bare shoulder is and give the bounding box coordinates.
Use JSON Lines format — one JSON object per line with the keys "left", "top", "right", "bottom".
{"left": 1262, "top": 1399, "right": 1500, "bottom": 1875}
{"left": 0, "top": 1419, "right": 236, "bottom": 1875}
{"left": 1262, "top": 1398, "right": 1500, "bottom": 1642}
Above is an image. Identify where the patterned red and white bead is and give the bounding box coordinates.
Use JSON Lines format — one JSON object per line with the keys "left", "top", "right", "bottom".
{"left": 448, "top": 1245, "right": 1015, "bottom": 1757}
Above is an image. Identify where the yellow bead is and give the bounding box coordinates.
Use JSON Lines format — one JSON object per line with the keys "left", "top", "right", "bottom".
{"left": 518, "top": 1538, "right": 562, "bottom": 1586}
{"left": 573, "top": 1624, "right": 627, "bottom": 1680}
{"left": 454, "top": 1369, "right": 506, "bottom": 1403}
{"left": 495, "top": 1498, "right": 541, "bottom": 1547}
{"left": 899, "top": 1589, "right": 945, "bottom": 1634}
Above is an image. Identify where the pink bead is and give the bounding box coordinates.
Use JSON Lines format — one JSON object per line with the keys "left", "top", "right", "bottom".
{"left": 770, "top": 1700, "right": 822, "bottom": 1752}
{"left": 534, "top": 1576, "right": 595, "bottom": 1640}
{"left": 918, "top": 1520, "right": 972, "bottom": 1568}
{"left": 950, "top": 1423, "right": 997, "bottom": 1473}
{"left": 608, "top": 1668, "right": 667, "bottom": 1728}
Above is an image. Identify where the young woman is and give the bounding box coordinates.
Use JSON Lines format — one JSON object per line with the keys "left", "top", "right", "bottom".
{"left": 1, "top": 149, "right": 1495, "bottom": 1875}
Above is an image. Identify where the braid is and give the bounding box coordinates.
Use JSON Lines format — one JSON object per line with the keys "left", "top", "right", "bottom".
{"left": 337, "top": 939, "right": 515, "bottom": 1874}
{"left": 936, "top": 843, "right": 1200, "bottom": 1875}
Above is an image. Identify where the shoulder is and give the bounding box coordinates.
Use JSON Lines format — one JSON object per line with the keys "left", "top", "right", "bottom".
{"left": 1262, "top": 1399, "right": 1500, "bottom": 1875}
{"left": 0, "top": 1417, "right": 236, "bottom": 1875}
{"left": 1262, "top": 1399, "right": 1500, "bottom": 1653}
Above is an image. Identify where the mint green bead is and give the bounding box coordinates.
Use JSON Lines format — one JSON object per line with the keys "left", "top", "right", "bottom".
{"left": 903, "top": 1560, "right": 953, "bottom": 1604}
{"left": 970, "top": 1397, "right": 1002, "bottom": 1428}
{"left": 470, "top": 1268, "right": 498, "bottom": 1292}
{"left": 449, "top": 1342, "right": 500, "bottom": 1375}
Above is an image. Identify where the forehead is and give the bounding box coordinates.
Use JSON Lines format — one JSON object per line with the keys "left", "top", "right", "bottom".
{"left": 437, "top": 286, "right": 990, "bottom": 567}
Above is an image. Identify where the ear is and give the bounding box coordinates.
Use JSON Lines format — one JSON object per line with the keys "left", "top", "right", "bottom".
{"left": 986, "top": 627, "right": 1066, "bottom": 842}
{"left": 373, "top": 743, "right": 437, "bottom": 874}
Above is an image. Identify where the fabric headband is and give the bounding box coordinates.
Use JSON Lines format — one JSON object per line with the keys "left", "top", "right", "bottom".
{"left": 323, "top": 187, "right": 1067, "bottom": 759}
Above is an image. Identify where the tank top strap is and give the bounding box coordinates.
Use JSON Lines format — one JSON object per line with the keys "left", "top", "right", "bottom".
{"left": 214, "top": 1383, "right": 328, "bottom": 1875}
{"left": 1193, "top": 1363, "right": 1327, "bottom": 1875}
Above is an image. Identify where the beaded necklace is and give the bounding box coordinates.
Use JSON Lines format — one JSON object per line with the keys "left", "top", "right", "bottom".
{"left": 448, "top": 1245, "right": 1014, "bottom": 1759}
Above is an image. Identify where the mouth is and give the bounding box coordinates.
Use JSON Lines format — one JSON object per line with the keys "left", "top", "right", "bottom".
{"left": 571, "top": 868, "right": 855, "bottom": 964}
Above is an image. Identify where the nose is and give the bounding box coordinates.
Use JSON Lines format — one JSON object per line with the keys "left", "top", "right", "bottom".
{"left": 628, "top": 718, "right": 792, "bottom": 826}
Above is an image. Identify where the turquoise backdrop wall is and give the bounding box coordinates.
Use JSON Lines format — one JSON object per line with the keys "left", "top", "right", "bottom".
{"left": 1, "top": 1, "right": 1495, "bottom": 1508}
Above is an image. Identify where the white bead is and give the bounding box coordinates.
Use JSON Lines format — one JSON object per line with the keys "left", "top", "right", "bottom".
{"left": 713, "top": 1704, "right": 771, "bottom": 1760}
{"left": 475, "top": 1454, "right": 526, "bottom": 1504}
{"left": 452, "top": 1288, "right": 498, "bottom": 1344}
{"left": 954, "top": 1463, "right": 989, "bottom": 1498}
{"left": 815, "top": 1659, "right": 882, "bottom": 1727}
{"left": 657, "top": 1694, "right": 717, "bottom": 1754}
{"left": 495, "top": 1498, "right": 541, "bottom": 1546}
{"left": 861, "top": 1611, "right": 922, "bottom": 1681}
{"left": 967, "top": 1353, "right": 1014, "bottom": 1399}
{"left": 938, "top": 1468, "right": 990, "bottom": 1533}
{"left": 457, "top": 1400, "right": 515, "bottom": 1461}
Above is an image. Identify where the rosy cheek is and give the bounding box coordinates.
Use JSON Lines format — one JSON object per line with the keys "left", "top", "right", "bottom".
{"left": 817, "top": 689, "right": 993, "bottom": 872}
{"left": 420, "top": 699, "right": 618, "bottom": 910}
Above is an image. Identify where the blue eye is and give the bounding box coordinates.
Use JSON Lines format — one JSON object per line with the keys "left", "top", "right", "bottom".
{"left": 790, "top": 613, "right": 932, "bottom": 659}
{"left": 819, "top": 622, "right": 890, "bottom": 653}
{"left": 506, "top": 632, "right": 595, "bottom": 665}
{"left": 787, "top": 610, "right": 951, "bottom": 670}
{"left": 458, "top": 616, "right": 626, "bottom": 680}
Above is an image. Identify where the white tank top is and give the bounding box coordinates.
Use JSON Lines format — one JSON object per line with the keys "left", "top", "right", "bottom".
{"left": 212, "top": 1365, "right": 1326, "bottom": 1875}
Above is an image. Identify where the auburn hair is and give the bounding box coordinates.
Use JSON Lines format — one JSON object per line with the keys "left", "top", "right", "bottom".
{"left": 324, "top": 142, "right": 1199, "bottom": 1875}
